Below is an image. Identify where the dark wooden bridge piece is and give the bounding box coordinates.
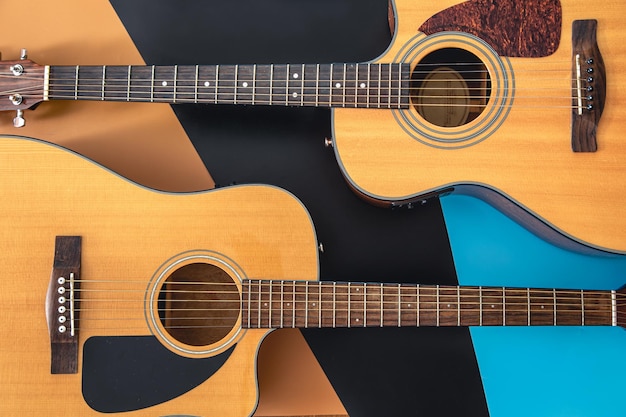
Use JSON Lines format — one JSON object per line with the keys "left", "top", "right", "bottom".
{"left": 571, "top": 19, "right": 606, "bottom": 152}
{"left": 45, "top": 236, "right": 82, "bottom": 374}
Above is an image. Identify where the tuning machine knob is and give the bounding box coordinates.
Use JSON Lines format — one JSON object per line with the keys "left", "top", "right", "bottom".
{"left": 13, "top": 109, "right": 25, "bottom": 128}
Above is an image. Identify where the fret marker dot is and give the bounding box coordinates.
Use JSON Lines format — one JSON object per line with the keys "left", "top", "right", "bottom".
{"left": 335, "top": 82, "right": 342, "bottom": 88}
{"left": 287, "top": 303, "right": 291, "bottom": 307}
{"left": 541, "top": 305, "right": 545, "bottom": 309}
{"left": 408, "top": 304, "right": 411, "bottom": 307}
{"left": 356, "top": 318, "right": 360, "bottom": 322}
{"left": 204, "top": 81, "right": 210, "bottom": 87}
{"left": 263, "top": 303, "right": 268, "bottom": 307}
{"left": 356, "top": 288, "right": 360, "bottom": 292}
{"left": 162, "top": 81, "right": 168, "bottom": 87}
{"left": 360, "top": 82, "right": 366, "bottom": 88}
{"left": 292, "top": 92, "right": 298, "bottom": 98}
{"left": 293, "top": 73, "right": 299, "bottom": 79}
{"left": 312, "top": 303, "right": 316, "bottom": 307}
{"left": 491, "top": 304, "right": 495, "bottom": 308}
{"left": 447, "top": 304, "right": 451, "bottom": 308}
{"left": 242, "top": 82, "right": 248, "bottom": 88}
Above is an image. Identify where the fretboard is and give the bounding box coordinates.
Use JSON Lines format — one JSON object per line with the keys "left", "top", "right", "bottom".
{"left": 47, "top": 63, "right": 410, "bottom": 109}
{"left": 241, "top": 280, "right": 617, "bottom": 329}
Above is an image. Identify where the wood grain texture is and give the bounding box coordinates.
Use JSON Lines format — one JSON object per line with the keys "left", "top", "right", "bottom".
{"left": 333, "top": 0, "right": 626, "bottom": 253}
{"left": 0, "top": 136, "right": 319, "bottom": 416}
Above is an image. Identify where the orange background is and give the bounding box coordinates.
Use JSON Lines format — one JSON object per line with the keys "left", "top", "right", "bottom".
{"left": 0, "top": 1, "right": 346, "bottom": 415}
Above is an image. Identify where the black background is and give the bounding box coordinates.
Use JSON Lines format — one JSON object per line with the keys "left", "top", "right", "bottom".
{"left": 105, "top": 1, "right": 489, "bottom": 415}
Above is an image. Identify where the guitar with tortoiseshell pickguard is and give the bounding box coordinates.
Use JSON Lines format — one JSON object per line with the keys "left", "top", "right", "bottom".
{"left": 0, "top": 0, "right": 624, "bottom": 253}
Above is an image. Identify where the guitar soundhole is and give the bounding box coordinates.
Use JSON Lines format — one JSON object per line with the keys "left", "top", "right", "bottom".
{"left": 158, "top": 263, "right": 240, "bottom": 347}
{"left": 412, "top": 48, "right": 491, "bottom": 127}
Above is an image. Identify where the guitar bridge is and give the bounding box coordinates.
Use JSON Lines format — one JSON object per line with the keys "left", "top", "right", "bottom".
{"left": 45, "top": 236, "right": 82, "bottom": 374}
{"left": 571, "top": 19, "right": 606, "bottom": 152}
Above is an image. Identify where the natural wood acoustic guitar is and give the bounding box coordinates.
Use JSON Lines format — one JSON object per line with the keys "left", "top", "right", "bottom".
{"left": 0, "top": 0, "right": 624, "bottom": 253}
{"left": 0, "top": 134, "right": 624, "bottom": 416}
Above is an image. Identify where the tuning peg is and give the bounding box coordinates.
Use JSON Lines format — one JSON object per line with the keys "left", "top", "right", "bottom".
{"left": 20, "top": 48, "right": 27, "bottom": 60}
{"left": 13, "top": 110, "right": 25, "bottom": 128}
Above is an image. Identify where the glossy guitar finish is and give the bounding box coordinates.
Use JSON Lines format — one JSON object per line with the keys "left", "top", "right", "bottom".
{"left": 1, "top": 0, "right": 624, "bottom": 253}
{"left": 333, "top": 0, "right": 626, "bottom": 253}
{"left": 1, "top": 135, "right": 625, "bottom": 416}
{"left": 0, "top": 135, "right": 319, "bottom": 416}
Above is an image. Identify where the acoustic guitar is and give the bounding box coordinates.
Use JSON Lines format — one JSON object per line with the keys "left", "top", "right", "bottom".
{"left": 0, "top": 0, "right": 624, "bottom": 252}
{"left": 0, "top": 134, "right": 623, "bottom": 416}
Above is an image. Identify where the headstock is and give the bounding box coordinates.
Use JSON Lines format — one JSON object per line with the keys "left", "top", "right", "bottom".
{"left": 0, "top": 49, "right": 46, "bottom": 126}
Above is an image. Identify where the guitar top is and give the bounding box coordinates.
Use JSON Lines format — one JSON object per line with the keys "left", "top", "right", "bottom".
{"left": 0, "top": 135, "right": 319, "bottom": 416}
{"left": 0, "top": 0, "right": 624, "bottom": 252}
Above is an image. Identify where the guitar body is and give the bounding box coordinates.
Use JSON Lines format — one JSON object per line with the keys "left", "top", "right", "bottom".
{"left": 333, "top": 0, "right": 626, "bottom": 253}
{"left": 0, "top": 136, "right": 319, "bottom": 416}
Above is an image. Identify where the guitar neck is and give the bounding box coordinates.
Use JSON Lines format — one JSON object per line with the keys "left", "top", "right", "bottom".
{"left": 47, "top": 63, "right": 411, "bottom": 109}
{"left": 242, "top": 280, "right": 618, "bottom": 329}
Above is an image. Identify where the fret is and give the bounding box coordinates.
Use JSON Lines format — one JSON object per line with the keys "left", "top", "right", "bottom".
{"left": 457, "top": 287, "right": 461, "bottom": 326}
{"left": 300, "top": 64, "right": 305, "bottom": 106}
{"left": 416, "top": 284, "right": 420, "bottom": 326}
{"left": 252, "top": 64, "right": 257, "bottom": 105}
{"left": 268, "top": 279, "right": 273, "bottom": 327}
{"left": 387, "top": 63, "right": 393, "bottom": 109}
{"left": 377, "top": 64, "right": 383, "bottom": 108}
{"left": 291, "top": 281, "right": 296, "bottom": 328}
{"left": 332, "top": 282, "right": 336, "bottom": 328}
{"left": 315, "top": 64, "right": 320, "bottom": 107}
{"left": 354, "top": 64, "right": 359, "bottom": 106}
{"left": 247, "top": 280, "right": 252, "bottom": 328}
{"left": 553, "top": 288, "right": 557, "bottom": 325}
{"left": 150, "top": 65, "right": 155, "bottom": 102}
{"left": 318, "top": 281, "right": 322, "bottom": 328}
{"left": 479, "top": 286, "right": 483, "bottom": 326}
{"left": 214, "top": 65, "right": 219, "bottom": 103}
{"left": 581, "top": 289, "right": 585, "bottom": 325}
{"left": 233, "top": 65, "right": 239, "bottom": 105}
{"left": 126, "top": 66, "right": 131, "bottom": 101}
{"left": 173, "top": 65, "right": 178, "bottom": 103}
{"left": 347, "top": 282, "right": 351, "bottom": 328}
{"left": 527, "top": 287, "right": 531, "bottom": 325}
{"left": 74, "top": 65, "right": 79, "bottom": 100}
{"left": 269, "top": 64, "right": 274, "bottom": 105}
{"left": 305, "top": 281, "right": 309, "bottom": 328}
{"left": 502, "top": 287, "right": 506, "bottom": 326}
{"left": 101, "top": 65, "right": 106, "bottom": 100}
{"left": 285, "top": 64, "right": 290, "bottom": 106}
{"left": 194, "top": 65, "right": 199, "bottom": 103}
{"left": 342, "top": 63, "right": 347, "bottom": 107}
{"left": 257, "top": 280, "right": 262, "bottom": 328}
{"left": 612, "top": 290, "right": 617, "bottom": 326}
{"left": 436, "top": 285, "right": 439, "bottom": 326}
{"left": 280, "top": 280, "right": 284, "bottom": 328}
{"left": 397, "top": 284, "right": 401, "bottom": 327}
{"left": 379, "top": 283, "right": 383, "bottom": 327}
{"left": 363, "top": 283, "right": 367, "bottom": 327}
